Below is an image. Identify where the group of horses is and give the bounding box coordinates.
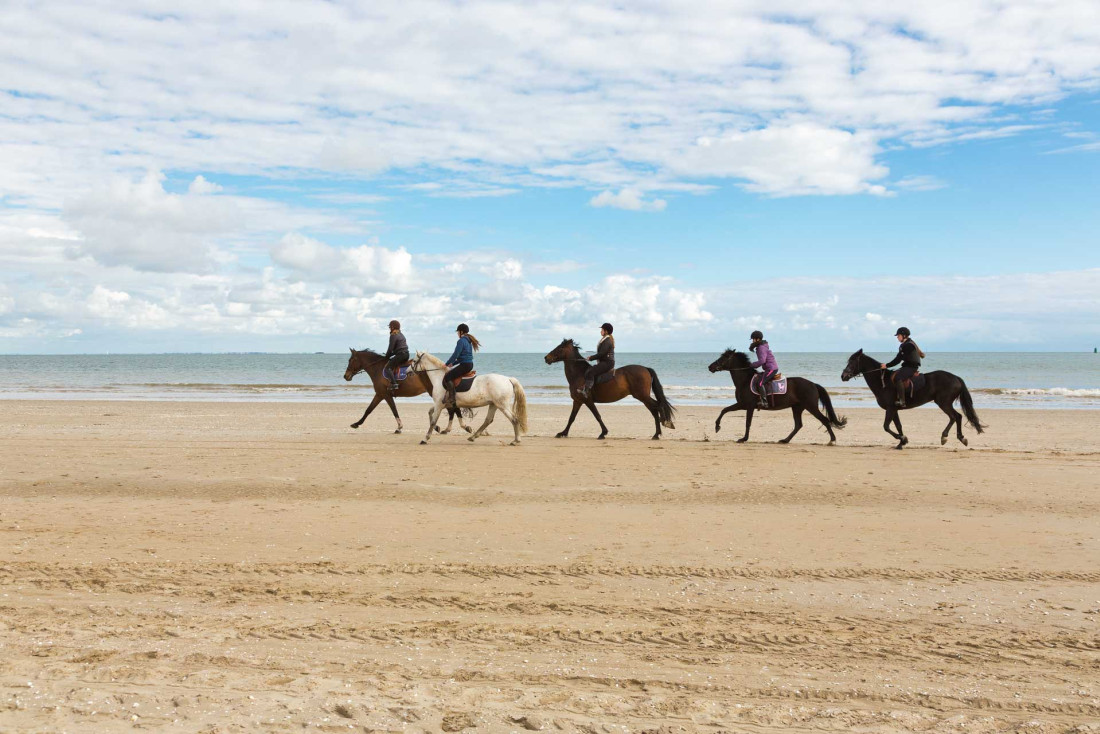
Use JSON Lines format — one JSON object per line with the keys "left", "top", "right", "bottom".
{"left": 343, "top": 341, "right": 985, "bottom": 449}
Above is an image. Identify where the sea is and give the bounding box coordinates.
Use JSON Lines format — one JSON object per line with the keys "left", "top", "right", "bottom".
{"left": 1, "top": 352, "right": 1098, "bottom": 409}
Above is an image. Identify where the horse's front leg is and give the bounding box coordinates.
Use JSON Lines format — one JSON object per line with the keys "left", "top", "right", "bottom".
{"left": 351, "top": 393, "right": 384, "bottom": 429}
{"left": 469, "top": 405, "right": 496, "bottom": 442}
{"left": 421, "top": 396, "right": 445, "bottom": 444}
{"left": 557, "top": 400, "right": 583, "bottom": 438}
{"left": 715, "top": 402, "right": 745, "bottom": 433}
{"left": 586, "top": 400, "right": 610, "bottom": 439}
{"left": 738, "top": 407, "right": 755, "bottom": 443}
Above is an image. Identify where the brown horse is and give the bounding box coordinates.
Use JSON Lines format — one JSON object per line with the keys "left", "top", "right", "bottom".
{"left": 543, "top": 339, "right": 675, "bottom": 440}
{"left": 343, "top": 348, "right": 470, "bottom": 435}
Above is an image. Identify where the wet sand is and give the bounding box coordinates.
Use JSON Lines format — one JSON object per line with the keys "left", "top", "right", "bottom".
{"left": 1, "top": 400, "right": 1098, "bottom": 732}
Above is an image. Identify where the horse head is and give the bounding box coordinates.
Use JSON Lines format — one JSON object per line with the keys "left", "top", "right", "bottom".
{"left": 544, "top": 338, "right": 580, "bottom": 365}
{"left": 708, "top": 348, "right": 749, "bottom": 374}
{"left": 840, "top": 349, "right": 866, "bottom": 382}
{"left": 344, "top": 348, "right": 360, "bottom": 381}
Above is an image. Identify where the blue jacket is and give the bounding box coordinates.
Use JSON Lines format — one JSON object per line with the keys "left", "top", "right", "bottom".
{"left": 446, "top": 335, "right": 474, "bottom": 366}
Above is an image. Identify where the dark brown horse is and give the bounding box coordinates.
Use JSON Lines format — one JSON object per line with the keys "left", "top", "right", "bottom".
{"left": 709, "top": 349, "right": 847, "bottom": 444}
{"left": 841, "top": 349, "right": 984, "bottom": 449}
{"left": 543, "top": 339, "right": 675, "bottom": 440}
{"left": 343, "top": 348, "right": 469, "bottom": 435}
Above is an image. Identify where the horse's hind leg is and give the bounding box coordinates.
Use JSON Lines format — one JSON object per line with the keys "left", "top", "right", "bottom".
{"left": 738, "top": 408, "right": 755, "bottom": 443}
{"left": 780, "top": 407, "right": 804, "bottom": 444}
{"left": 493, "top": 403, "right": 522, "bottom": 445}
{"left": 803, "top": 403, "right": 836, "bottom": 445}
{"left": 936, "top": 398, "right": 966, "bottom": 446}
{"left": 640, "top": 396, "right": 662, "bottom": 439}
{"left": 352, "top": 394, "right": 384, "bottom": 429}
{"left": 469, "top": 404, "right": 497, "bottom": 442}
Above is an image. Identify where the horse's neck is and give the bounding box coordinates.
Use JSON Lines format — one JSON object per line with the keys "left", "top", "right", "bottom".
{"left": 563, "top": 349, "right": 587, "bottom": 379}
{"left": 861, "top": 359, "right": 886, "bottom": 392}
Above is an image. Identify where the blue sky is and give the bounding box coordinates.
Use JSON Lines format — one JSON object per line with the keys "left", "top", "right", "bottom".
{"left": 1, "top": 1, "right": 1099, "bottom": 353}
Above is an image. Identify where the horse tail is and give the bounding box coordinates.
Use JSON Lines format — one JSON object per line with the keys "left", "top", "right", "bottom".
{"left": 958, "top": 379, "right": 985, "bottom": 433}
{"left": 647, "top": 368, "right": 676, "bottom": 428}
{"left": 510, "top": 378, "right": 529, "bottom": 434}
{"left": 816, "top": 383, "right": 847, "bottom": 429}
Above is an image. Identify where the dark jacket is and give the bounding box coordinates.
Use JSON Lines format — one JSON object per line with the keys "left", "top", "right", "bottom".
{"left": 446, "top": 335, "right": 474, "bottom": 366}
{"left": 886, "top": 339, "right": 921, "bottom": 370}
{"left": 385, "top": 331, "right": 408, "bottom": 358}
{"left": 591, "top": 335, "right": 615, "bottom": 363}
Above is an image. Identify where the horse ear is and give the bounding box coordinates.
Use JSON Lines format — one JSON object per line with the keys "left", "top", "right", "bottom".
{"left": 349, "top": 347, "right": 355, "bottom": 354}
{"left": 857, "top": 348, "right": 863, "bottom": 354}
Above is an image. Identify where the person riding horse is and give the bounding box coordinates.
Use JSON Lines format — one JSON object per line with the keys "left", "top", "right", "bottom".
{"left": 383, "top": 320, "right": 409, "bottom": 393}
{"left": 748, "top": 330, "right": 779, "bottom": 409}
{"left": 880, "top": 326, "right": 925, "bottom": 407}
{"left": 581, "top": 323, "right": 615, "bottom": 398}
{"left": 444, "top": 323, "right": 481, "bottom": 408}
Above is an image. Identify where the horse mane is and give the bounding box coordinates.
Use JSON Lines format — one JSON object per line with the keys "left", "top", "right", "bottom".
{"left": 355, "top": 348, "right": 386, "bottom": 362}
{"left": 416, "top": 350, "right": 445, "bottom": 368}
{"left": 723, "top": 348, "right": 751, "bottom": 367}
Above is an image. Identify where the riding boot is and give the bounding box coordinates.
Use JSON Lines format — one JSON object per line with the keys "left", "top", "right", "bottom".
{"left": 895, "top": 380, "right": 907, "bottom": 408}
{"left": 445, "top": 382, "right": 457, "bottom": 409}
{"left": 581, "top": 377, "right": 594, "bottom": 400}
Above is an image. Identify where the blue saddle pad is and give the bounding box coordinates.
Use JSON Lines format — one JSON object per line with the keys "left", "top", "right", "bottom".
{"left": 383, "top": 364, "right": 413, "bottom": 382}
{"left": 750, "top": 374, "right": 787, "bottom": 396}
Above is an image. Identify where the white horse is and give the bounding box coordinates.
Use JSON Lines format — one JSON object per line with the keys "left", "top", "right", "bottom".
{"left": 413, "top": 351, "right": 529, "bottom": 445}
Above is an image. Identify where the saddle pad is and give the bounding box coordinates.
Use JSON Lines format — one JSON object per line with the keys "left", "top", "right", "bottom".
{"left": 750, "top": 374, "right": 788, "bottom": 396}
{"left": 452, "top": 372, "right": 478, "bottom": 392}
{"left": 596, "top": 369, "right": 617, "bottom": 385}
{"left": 384, "top": 363, "right": 414, "bottom": 381}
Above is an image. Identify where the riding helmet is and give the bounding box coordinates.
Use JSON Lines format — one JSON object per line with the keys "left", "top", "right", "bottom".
{"left": 750, "top": 330, "right": 764, "bottom": 341}
{"left": 600, "top": 322, "right": 614, "bottom": 334}
{"left": 456, "top": 323, "right": 470, "bottom": 334}
{"left": 895, "top": 326, "right": 911, "bottom": 337}
{"left": 388, "top": 319, "right": 401, "bottom": 331}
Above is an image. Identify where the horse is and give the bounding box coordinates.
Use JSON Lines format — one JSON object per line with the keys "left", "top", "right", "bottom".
{"left": 708, "top": 349, "right": 847, "bottom": 445}
{"left": 343, "top": 348, "right": 471, "bottom": 435}
{"left": 413, "top": 351, "right": 529, "bottom": 446}
{"left": 543, "top": 339, "right": 675, "bottom": 440}
{"left": 841, "top": 349, "right": 985, "bottom": 449}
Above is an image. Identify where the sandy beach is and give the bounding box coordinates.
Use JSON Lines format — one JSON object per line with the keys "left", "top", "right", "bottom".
{"left": 1, "top": 399, "right": 1098, "bottom": 732}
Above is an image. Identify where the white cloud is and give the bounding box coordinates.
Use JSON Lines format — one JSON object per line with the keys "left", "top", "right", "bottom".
{"left": 270, "top": 232, "right": 415, "bottom": 291}
{"left": 895, "top": 175, "right": 947, "bottom": 191}
{"left": 590, "top": 189, "right": 668, "bottom": 211}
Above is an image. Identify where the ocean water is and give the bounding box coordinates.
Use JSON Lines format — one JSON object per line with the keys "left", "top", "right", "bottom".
{"left": 1, "top": 351, "right": 1099, "bottom": 409}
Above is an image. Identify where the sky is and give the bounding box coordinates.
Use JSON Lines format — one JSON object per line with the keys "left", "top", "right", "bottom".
{"left": 1, "top": 0, "right": 1099, "bottom": 354}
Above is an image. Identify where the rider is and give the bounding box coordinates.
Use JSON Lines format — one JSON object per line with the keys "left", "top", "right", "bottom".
{"left": 749, "top": 330, "right": 778, "bottom": 409}
{"left": 443, "top": 323, "right": 480, "bottom": 408}
{"left": 383, "top": 320, "right": 409, "bottom": 394}
{"left": 582, "top": 323, "right": 615, "bottom": 398}
{"left": 881, "top": 326, "right": 924, "bottom": 407}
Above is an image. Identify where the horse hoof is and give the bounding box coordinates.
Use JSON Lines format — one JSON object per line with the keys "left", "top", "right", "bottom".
{"left": 960, "top": 437, "right": 968, "bottom": 446}
{"left": 467, "top": 436, "right": 476, "bottom": 442}
{"left": 828, "top": 440, "right": 835, "bottom": 446}
{"left": 350, "top": 423, "right": 360, "bottom": 429}
{"left": 464, "top": 426, "right": 473, "bottom": 434}
{"left": 941, "top": 436, "right": 947, "bottom": 445}
{"left": 510, "top": 441, "right": 520, "bottom": 446}
{"left": 714, "top": 423, "right": 721, "bottom": 433}
{"left": 901, "top": 436, "right": 909, "bottom": 446}
{"left": 394, "top": 429, "right": 402, "bottom": 435}
{"left": 652, "top": 435, "right": 660, "bottom": 440}
{"left": 778, "top": 439, "right": 790, "bottom": 444}
{"left": 433, "top": 426, "right": 441, "bottom": 433}
{"left": 737, "top": 438, "right": 748, "bottom": 443}
{"left": 597, "top": 435, "right": 606, "bottom": 441}
{"left": 555, "top": 432, "right": 568, "bottom": 438}
{"left": 419, "top": 440, "right": 428, "bottom": 445}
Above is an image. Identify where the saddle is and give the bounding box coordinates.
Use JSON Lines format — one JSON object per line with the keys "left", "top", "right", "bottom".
{"left": 450, "top": 371, "right": 478, "bottom": 393}
{"left": 750, "top": 373, "right": 787, "bottom": 397}
{"left": 382, "top": 360, "right": 415, "bottom": 382}
{"left": 889, "top": 370, "right": 925, "bottom": 396}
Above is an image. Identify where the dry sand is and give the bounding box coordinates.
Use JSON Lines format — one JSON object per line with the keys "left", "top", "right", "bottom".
{"left": 1, "top": 399, "right": 1098, "bottom": 732}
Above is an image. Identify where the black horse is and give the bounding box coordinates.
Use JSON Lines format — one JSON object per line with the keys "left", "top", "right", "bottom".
{"left": 709, "top": 349, "right": 847, "bottom": 444}
{"left": 841, "top": 349, "right": 984, "bottom": 449}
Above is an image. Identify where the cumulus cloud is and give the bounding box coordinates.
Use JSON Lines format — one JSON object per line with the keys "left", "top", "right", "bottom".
{"left": 270, "top": 233, "right": 415, "bottom": 291}
{"left": 590, "top": 189, "right": 668, "bottom": 211}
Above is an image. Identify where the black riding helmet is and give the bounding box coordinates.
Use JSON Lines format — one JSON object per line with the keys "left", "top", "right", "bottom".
{"left": 456, "top": 323, "right": 470, "bottom": 334}
{"left": 895, "top": 326, "right": 911, "bottom": 337}
{"left": 750, "top": 330, "right": 763, "bottom": 341}
{"left": 600, "top": 322, "right": 613, "bottom": 334}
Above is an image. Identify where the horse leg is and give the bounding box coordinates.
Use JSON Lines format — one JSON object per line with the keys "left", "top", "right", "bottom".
{"left": 351, "top": 394, "right": 383, "bottom": 429}
{"left": 803, "top": 403, "right": 836, "bottom": 445}
{"left": 936, "top": 397, "right": 966, "bottom": 447}
{"left": 586, "top": 401, "right": 610, "bottom": 439}
{"left": 882, "top": 411, "right": 901, "bottom": 440}
{"left": 893, "top": 412, "right": 908, "bottom": 449}
{"left": 779, "top": 406, "right": 804, "bottom": 444}
{"left": 714, "top": 403, "right": 744, "bottom": 433}
{"left": 421, "top": 398, "right": 444, "bottom": 444}
{"left": 639, "top": 396, "right": 662, "bottom": 440}
{"left": 469, "top": 404, "right": 496, "bottom": 442}
{"left": 492, "top": 402, "right": 522, "bottom": 445}
{"left": 384, "top": 394, "right": 403, "bottom": 434}
{"left": 738, "top": 407, "right": 755, "bottom": 443}
{"left": 557, "top": 401, "right": 583, "bottom": 438}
